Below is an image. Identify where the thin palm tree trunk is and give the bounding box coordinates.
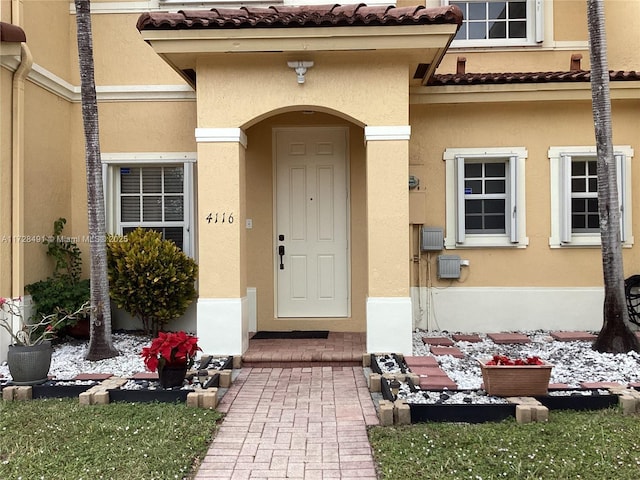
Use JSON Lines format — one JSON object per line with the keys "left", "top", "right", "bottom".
{"left": 75, "top": 0, "right": 118, "bottom": 360}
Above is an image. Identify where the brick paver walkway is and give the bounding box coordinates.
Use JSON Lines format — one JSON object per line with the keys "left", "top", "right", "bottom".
{"left": 195, "top": 366, "right": 379, "bottom": 480}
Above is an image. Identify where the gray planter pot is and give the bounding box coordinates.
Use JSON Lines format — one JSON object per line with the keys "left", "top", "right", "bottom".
{"left": 7, "top": 341, "right": 53, "bottom": 385}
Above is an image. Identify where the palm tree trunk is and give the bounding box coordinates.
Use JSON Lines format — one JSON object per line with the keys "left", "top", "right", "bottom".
{"left": 75, "top": 0, "right": 118, "bottom": 360}
{"left": 588, "top": 0, "right": 639, "bottom": 353}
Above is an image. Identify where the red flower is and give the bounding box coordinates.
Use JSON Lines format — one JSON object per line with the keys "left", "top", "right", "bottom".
{"left": 140, "top": 331, "right": 201, "bottom": 372}
{"left": 485, "top": 354, "right": 545, "bottom": 366}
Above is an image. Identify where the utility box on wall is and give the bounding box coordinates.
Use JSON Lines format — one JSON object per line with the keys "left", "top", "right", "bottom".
{"left": 421, "top": 227, "right": 444, "bottom": 251}
{"left": 438, "top": 255, "right": 461, "bottom": 279}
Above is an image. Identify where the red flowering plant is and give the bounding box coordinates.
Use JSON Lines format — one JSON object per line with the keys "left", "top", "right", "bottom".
{"left": 484, "top": 354, "right": 545, "bottom": 366}
{"left": 141, "top": 331, "right": 201, "bottom": 373}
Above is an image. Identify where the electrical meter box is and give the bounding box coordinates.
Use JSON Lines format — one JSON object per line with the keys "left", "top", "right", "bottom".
{"left": 438, "top": 255, "right": 461, "bottom": 279}
{"left": 421, "top": 227, "right": 444, "bottom": 251}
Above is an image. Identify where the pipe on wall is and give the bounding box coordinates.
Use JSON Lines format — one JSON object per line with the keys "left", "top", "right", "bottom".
{"left": 11, "top": 0, "right": 33, "bottom": 297}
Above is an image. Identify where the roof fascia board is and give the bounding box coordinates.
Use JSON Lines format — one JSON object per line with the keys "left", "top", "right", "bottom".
{"left": 410, "top": 82, "right": 640, "bottom": 104}
{"left": 141, "top": 25, "right": 457, "bottom": 54}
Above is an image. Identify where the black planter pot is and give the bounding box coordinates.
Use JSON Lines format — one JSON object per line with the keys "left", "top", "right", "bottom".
{"left": 158, "top": 364, "right": 187, "bottom": 389}
{"left": 7, "top": 341, "right": 53, "bottom": 386}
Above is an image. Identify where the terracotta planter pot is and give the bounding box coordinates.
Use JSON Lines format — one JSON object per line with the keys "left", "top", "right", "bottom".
{"left": 158, "top": 364, "right": 187, "bottom": 389}
{"left": 479, "top": 360, "right": 553, "bottom": 397}
{"left": 7, "top": 341, "right": 53, "bottom": 386}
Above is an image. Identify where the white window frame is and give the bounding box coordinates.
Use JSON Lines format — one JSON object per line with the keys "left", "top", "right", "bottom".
{"left": 102, "top": 153, "right": 196, "bottom": 256}
{"left": 548, "top": 146, "right": 633, "bottom": 248}
{"left": 444, "top": 147, "right": 528, "bottom": 248}
{"left": 446, "top": 0, "right": 543, "bottom": 47}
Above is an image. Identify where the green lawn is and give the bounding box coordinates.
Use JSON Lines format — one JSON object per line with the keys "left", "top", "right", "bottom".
{"left": 369, "top": 408, "right": 640, "bottom": 480}
{"left": 0, "top": 398, "right": 222, "bottom": 480}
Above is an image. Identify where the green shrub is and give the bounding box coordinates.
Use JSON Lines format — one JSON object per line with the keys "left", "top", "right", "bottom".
{"left": 107, "top": 228, "right": 198, "bottom": 335}
{"left": 25, "top": 218, "right": 90, "bottom": 332}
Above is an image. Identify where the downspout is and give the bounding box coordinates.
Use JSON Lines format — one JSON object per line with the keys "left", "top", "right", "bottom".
{"left": 11, "top": 0, "right": 33, "bottom": 298}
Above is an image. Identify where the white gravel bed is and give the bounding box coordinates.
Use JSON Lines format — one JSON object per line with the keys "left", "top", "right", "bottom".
{"left": 413, "top": 329, "right": 640, "bottom": 390}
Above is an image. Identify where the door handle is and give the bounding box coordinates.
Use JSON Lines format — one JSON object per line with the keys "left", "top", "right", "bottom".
{"left": 278, "top": 245, "right": 285, "bottom": 270}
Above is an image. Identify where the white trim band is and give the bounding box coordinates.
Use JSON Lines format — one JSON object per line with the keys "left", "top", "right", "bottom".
{"left": 366, "top": 297, "right": 413, "bottom": 355}
{"left": 364, "top": 125, "right": 411, "bottom": 141}
{"left": 196, "top": 128, "right": 248, "bottom": 148}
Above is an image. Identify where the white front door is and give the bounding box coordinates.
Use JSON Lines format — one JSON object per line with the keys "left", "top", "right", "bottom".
{"left": 275, "top": 127, "right": 349, "bottom": 317}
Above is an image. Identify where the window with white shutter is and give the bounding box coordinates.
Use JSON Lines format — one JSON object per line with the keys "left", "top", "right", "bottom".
{"left": 444, "top": 147, "right": 528, "bottom": 248}
{"left": 549, "top": 146, "right": 633, "bottom": 248}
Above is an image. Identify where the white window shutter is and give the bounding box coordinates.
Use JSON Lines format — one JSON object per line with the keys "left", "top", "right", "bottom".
{"left": 616, "top": 154, "right": 626, "bottom": 242}
{"left": 559, "top": 154, "right": 572, "bottom": 243}
{"left": 535, "top": 0, "right": 544, "bottom": 43}
{"left": 455, "top": 156, "right": 466, "bottom": 244}
{"left": 509, "top": 156, "right": 518, "bottom": 243}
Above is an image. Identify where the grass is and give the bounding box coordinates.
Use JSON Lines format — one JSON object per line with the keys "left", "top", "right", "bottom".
{"left": 0, "top": 398, "right": 222, "bottom": 480}
{"left": 369, "top": 408, "right": 640, "bottom": 480}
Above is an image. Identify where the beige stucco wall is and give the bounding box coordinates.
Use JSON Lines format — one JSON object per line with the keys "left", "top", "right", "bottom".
{"left": 73, "top": 12, "right": 187, "bottom": 86}
{"left": 196, "top": 52, "right": 409, "bottom": 128}
{"left": 22, "top": 82, "right": 73, "bottom": 285}
{"left": 408, "top": 97, "right": 640, "bottom": 289}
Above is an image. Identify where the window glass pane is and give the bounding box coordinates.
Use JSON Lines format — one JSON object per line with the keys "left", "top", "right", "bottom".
{"left": 121, "top": 197, "right": 140, "bottom": 222}
{"left": 588, "top": 161, "right": 597, "bottom": 175}
{"left": 465, "top": 163, "right": 483, "bottom": 177}
{"left": 489, "top": 2, "right": 507, "bottom": 19}
{"left": 489, "top": 21, "right": 506, "bottom": 39}
{"left": 572, "top": 214, "right": 586, "bottom": 229}
{"left": 485, "top": 162, "right": 505, "bottom": 177}
{"left": 485, "top": 199, "right": 505, "bottom": 213}
{"left": 454, "top": 23, "right": 467, "bottom": 41}
{"left": 120, "top": 168, "right": 140, "bottom": 194}
{"left": 142, "top": 167, "right": 162, "bottom": 193}
{"left": 466, "top": 199, "right": 482, "bottom": 214}
{"left": 164, "top": 167, "right": 184, "bottom": 194}
{"left": 163, "top": 227, "right": 184, "bottom": 250}
{"left": 572, "top": 161, "right": 585, "bottom": 176}
{"left": 508, "top": 21, "right": 527, "bottom": 38}
{"left": 587, "top": 198, "right": 599, "bottom": 213}
{"left": 587, "top": 214, "right": 599, "bottom": 229}
{"left": 485, "top": 180, "right": 506, "bottom": 194}
{"left": 465, "top": 215, "right": 483, "bottom": 231}
{"left": 468, "top": 2, "right": 487, "bottom": 20}
{"left": 143, "top": 196, "right": 162, "bottom": 221}
{"left": 509, "top": 1, "right": 527, "bottom": 19}
{"left": 485, "top": 215, "right": 505, "bottom": 230}
{"left": 465, "top": 180, "right": 483, "bottom": 194}
{"left": 572, "top": 178, "right": 586, "bottom": 192}
{"left": 572, "top": 198, "right": 586, "bottom": 213}
{"left": 588, "top": 178, "right": 598, "bottom": 192}
{"left": 165, "top": 196, "right": 184, "bottom": 221}
{"left": 469, "top": 22, "right": 487, "bottom": 39}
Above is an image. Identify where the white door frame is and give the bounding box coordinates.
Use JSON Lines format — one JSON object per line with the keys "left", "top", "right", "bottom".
{"left": 272, "top": 126, "right": 351, "bottom": 319}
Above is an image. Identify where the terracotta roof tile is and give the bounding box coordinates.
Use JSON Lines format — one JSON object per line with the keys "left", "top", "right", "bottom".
{"left": 429, "top": 70, "right": 640, "bottom": 86}
{"left": 137, "top": 4, "right": 463, "bottom": 31}
{"left": 0, "top": 21, "right": 26, "bottom": 43}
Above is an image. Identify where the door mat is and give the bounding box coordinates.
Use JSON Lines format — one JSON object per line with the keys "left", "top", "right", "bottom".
{"left": 251, "top": 330, "right": 329, "bottom": 340}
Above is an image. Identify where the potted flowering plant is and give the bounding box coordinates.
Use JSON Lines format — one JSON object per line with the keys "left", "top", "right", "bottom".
{"left": 0, "top": 297, "right": 90, "bottom": 385}
{"left": 141, "top": 331, "right": 201, "bottom": 388}
{"left": 479, "top": 354, "right": 553, "bottom": 397}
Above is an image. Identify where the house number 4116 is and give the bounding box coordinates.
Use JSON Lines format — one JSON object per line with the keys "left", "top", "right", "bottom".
{"left": 205, "top": 212, "right": 234, "bottom": 224}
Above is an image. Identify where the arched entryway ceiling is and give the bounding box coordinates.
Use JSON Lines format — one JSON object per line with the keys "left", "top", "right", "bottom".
{"left": 136, "top": 4, "right": 462, "bottom": 87}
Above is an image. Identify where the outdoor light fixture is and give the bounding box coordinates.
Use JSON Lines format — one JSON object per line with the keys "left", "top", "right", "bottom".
{"left": 287, "top": 61, "right": 314, "bottom": 84}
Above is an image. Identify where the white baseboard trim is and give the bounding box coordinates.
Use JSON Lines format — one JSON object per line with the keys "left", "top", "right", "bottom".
{"left": 366, "top": 297, "right": 413, "bottom": 355}
{"left": 410, "top": 286, "right": 606, "bottom": 332}
{"left": 197, "top": 297, "right": 248, "bottom": 356}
